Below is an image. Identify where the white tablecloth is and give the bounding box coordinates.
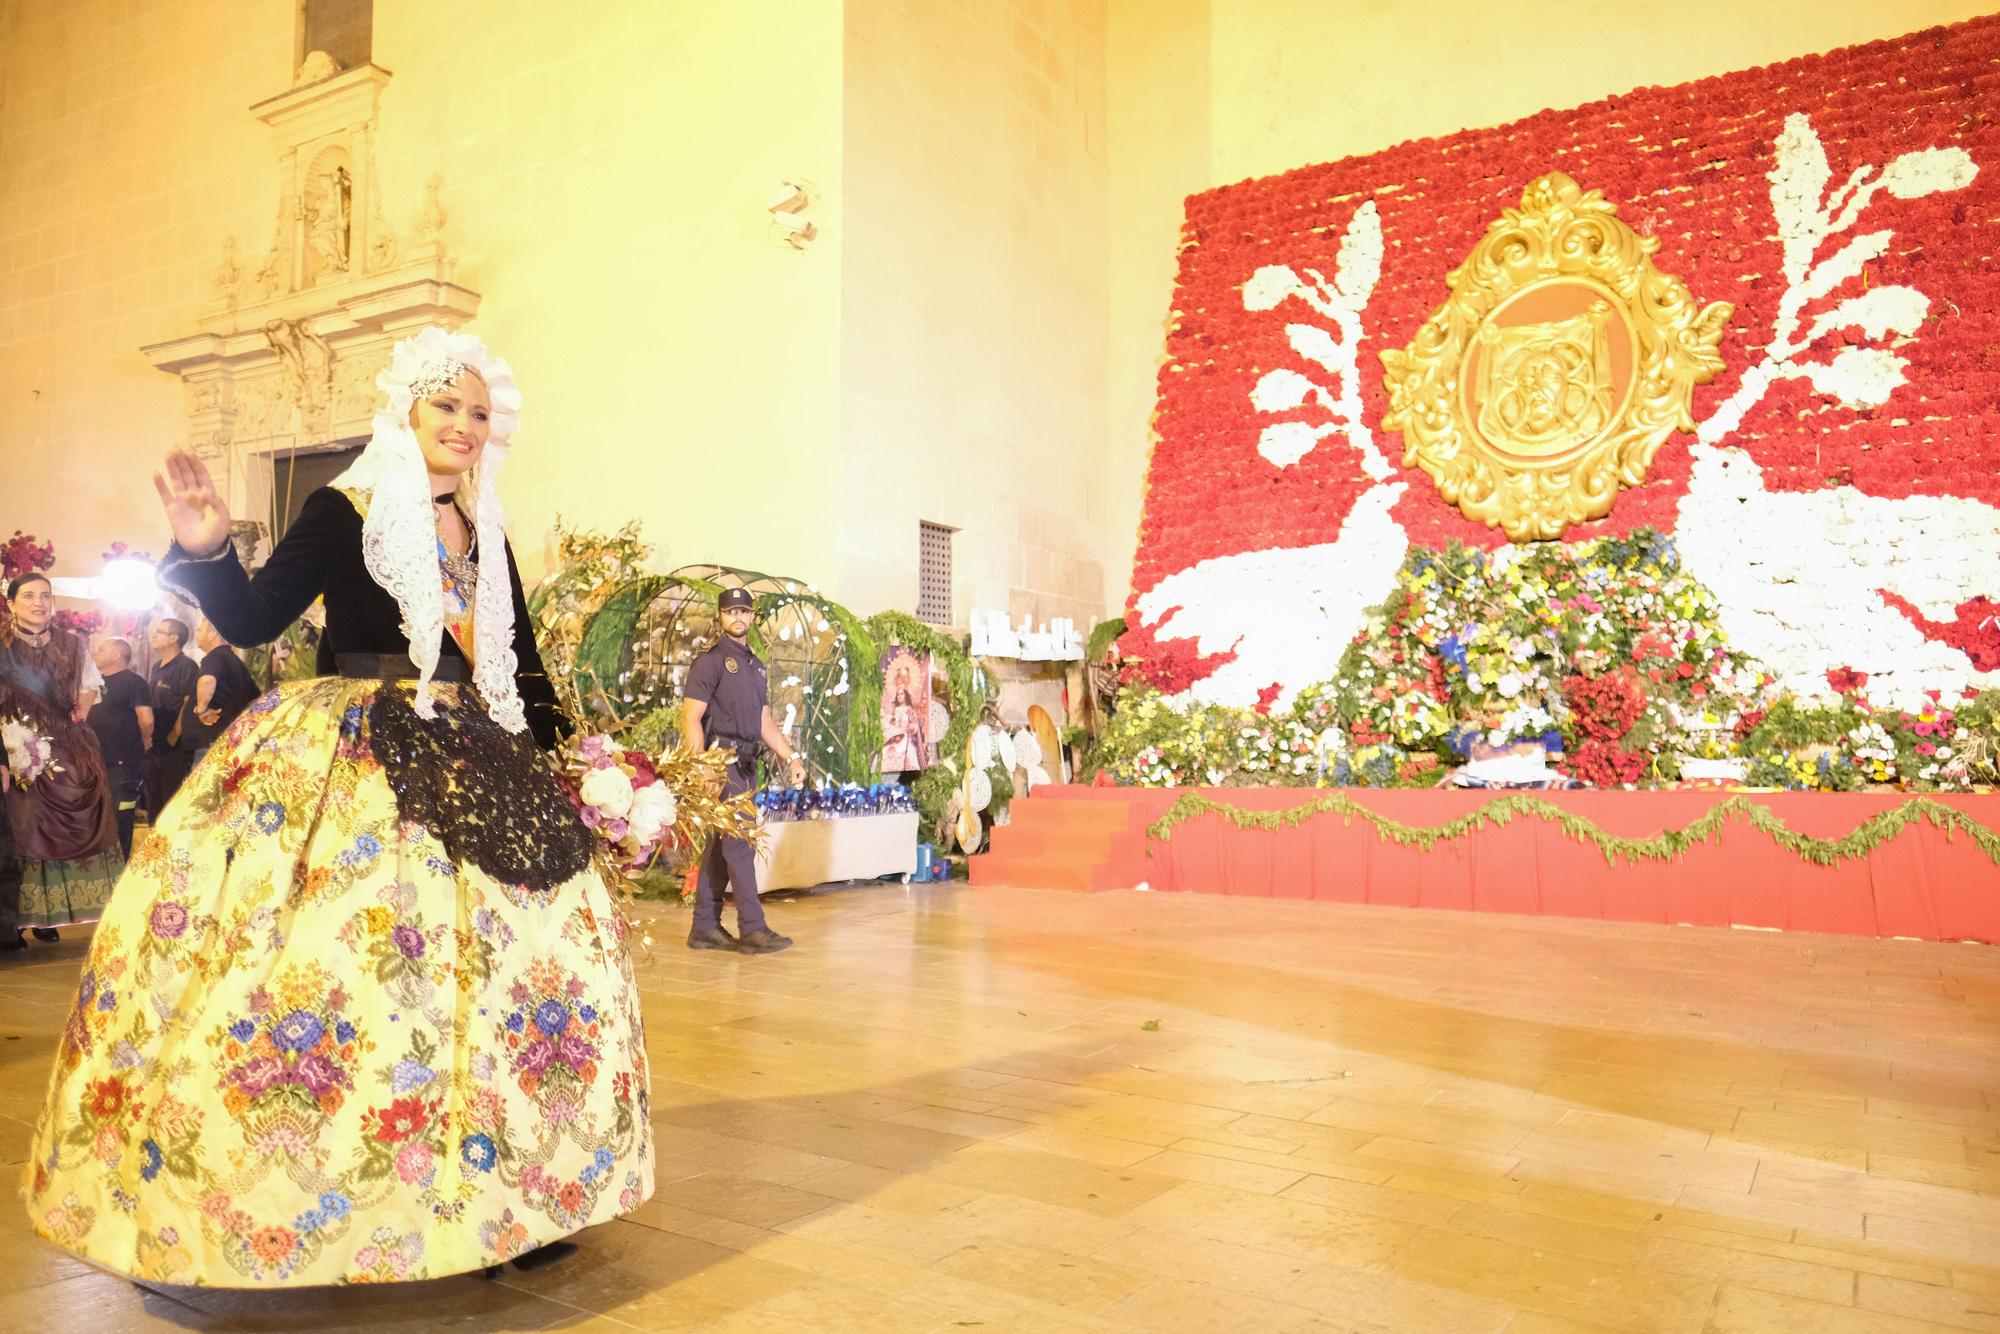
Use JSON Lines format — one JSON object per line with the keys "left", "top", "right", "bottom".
{"left": 757, "top": 812, "right": 920, "bottom": 890}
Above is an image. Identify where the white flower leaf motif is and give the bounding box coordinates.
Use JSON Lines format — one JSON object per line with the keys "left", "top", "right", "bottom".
{"left": 1696, "top": 114, "right": 1974, "bottom": 444}
{"left": 1797, "top": 346, "right": 1909, "bottom": 410}
{"left": 1804, "top": 285, "right": 1929, "bottom": 345}
{"left": 1771, "top": 111, "right": 1832, "bottom": 283}
{"left": 1237, "top": 201, "right": 1390, "bottom": 477}
{"left": 1286, "top": 322, "right": 1349, "bottom": 377}
{"left": 1793, "top": 229, "right": 1890, "bottom": 306}
{"left": 1257, "top": 420, "right": 1335, "bottom": 468}
{"left": 1881, "top": 146, "right": 1978, "bottom": 199}
{"left": 1249, "top": 368, "right": 1314, "bottom": 413}
{"left": 1242, "top": 265, "right": 1303, "bottom": 313}
{"left": 1333, "top": 201, "right": 1383, "bottom": 307}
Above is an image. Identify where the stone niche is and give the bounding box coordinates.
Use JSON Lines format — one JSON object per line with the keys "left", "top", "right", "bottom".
{"left": 142, "top": 55, "right": 476, "bottom": 561}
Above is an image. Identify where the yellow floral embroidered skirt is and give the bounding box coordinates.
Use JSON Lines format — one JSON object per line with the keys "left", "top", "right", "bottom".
{"left": 21, "top": 677, "right": 654, "bottom": 1285}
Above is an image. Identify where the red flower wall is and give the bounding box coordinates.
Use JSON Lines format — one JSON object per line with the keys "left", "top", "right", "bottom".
{"left": 1126, "top": 17, "right": 2000, "bottom": 691}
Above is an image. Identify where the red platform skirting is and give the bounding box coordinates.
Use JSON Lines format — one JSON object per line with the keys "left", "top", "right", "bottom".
{"left": 968, "top": 785, "right": 2000, "bottom": 943}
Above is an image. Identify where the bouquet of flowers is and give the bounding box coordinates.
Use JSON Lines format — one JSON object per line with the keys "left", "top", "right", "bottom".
{"left": 562, "top": 734, "right": 678, "bottom": 869}
{"left": 0, "top": 714, "right": 62, "bottom": 786}
{"left": 556, "top": 730, "right": 763, "bottom": 875}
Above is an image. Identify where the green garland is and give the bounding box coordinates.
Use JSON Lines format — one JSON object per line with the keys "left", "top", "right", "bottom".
{"left": 1145, "top": 792, "right": 2000, "bottom": 869}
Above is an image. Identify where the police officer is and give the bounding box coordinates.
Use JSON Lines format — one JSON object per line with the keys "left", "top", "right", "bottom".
{"left": 681, "top": 587, "right": 805, "bottom": 954}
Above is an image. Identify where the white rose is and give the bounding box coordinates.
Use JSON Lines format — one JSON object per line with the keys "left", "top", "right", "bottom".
{"left": 628, "top": 783, "right": 676, "bottom": 841}
{"left": 579, "top": 765, "right": 635, "bottom": 818}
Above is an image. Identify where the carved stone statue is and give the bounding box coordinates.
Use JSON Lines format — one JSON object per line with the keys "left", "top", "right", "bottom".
{"left": 307, "top": 164, "right": 352, "bottom": 280}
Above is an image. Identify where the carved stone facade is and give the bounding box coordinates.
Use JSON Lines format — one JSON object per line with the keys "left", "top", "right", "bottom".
{"left": 143, "top": 58, "right": 478, "bottom": 556}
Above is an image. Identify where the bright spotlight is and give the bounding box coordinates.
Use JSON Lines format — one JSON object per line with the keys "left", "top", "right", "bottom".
{"left": 99, "top": 559, "right": 159, "bottom": 611}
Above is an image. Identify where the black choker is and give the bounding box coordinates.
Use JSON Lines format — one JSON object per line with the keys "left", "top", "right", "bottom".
{"left": 433, "top": 493, "right": 456, "bottom": 504}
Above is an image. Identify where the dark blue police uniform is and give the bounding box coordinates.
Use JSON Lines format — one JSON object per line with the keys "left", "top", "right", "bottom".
{"left": 683, "top": 632, "right": 771, "bottom": 935}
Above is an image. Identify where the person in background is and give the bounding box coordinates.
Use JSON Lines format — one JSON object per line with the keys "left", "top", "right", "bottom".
{"left": 681, "top": 587, "right": 805, "bottom": 954}
{"left": 144, "top": 616, "right": 198, "bottom": 816}
{"left": 0, "top": 573, "right": 123, "bottom": 941}
{"left": 86, "top": 637, "right": 152, "bottom": 857}
{"left": 0, "top": 767, "right": 21, "bottom": 954}
{"left": 182, "top": 617, "right": 260, "bottom": 764}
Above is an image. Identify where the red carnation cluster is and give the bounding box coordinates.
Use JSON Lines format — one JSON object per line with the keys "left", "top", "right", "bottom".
{"left": 1564, "top": 670, "right": 1646, "bottom": 741}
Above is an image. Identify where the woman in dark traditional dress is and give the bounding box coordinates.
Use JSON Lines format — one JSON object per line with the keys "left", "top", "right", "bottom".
{"left": 0, "top": 572, "right": 123, "bottom": 944}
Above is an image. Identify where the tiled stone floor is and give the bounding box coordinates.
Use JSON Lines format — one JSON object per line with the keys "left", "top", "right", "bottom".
{"left": 0, "top": 882, "right": 1995, "bottom": 1331}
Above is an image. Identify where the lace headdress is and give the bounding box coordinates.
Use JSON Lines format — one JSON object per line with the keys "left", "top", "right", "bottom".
{"left": 331, "top": 326, "right": 527, "bottom": 732}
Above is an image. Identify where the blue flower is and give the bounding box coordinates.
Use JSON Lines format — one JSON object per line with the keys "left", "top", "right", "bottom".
{"left": 334, "top": 1020, "right": 357, "bottom": 1045}
{"left": 579, "top": 1163, "right": 602, "bottom": 1185}
{"left": 532, "top": 999, "right": 571, "bottom": 1038}
{"left": 340, "top": 705, "right": 364, "bottom": 736}
{"left": 592, "top": 1148, "right": 614, "bottom": 1170}
{"left": 229, "top": 1019, "right": 257, "bottom": 1043}
{"left": 271, "top": 1010, "right": 325, "bottom": 1054}
{"left": 505, "top": 1012, "right": 525, "bottom": 1034}
{"left": 460, "top": 1133, "right": 498, "bottom": 1173}
{"left": 1439, "top": 635, "right": 1468, "bottom": 671}
{"left": 391, "top": 1059, "right": 435, "bottom": 1094}
{"left": 578, "top": 1005, "right": 597, "bottom": 1025}
{"left": 254, "top": 801, "right": 286, "bottom": 834}
{"left": 139, "top": 1139, "right": 163, "bottom": 1182}
{"left": 294, "top": 1208, "right": 325, "bottom": 1234}
{"left": 319, "top": 1191, "right": 351, "bottom": 1220}
{"left": 354, "top": 834, "right": 381, "bottom": 859}
{"left": 97, "top": 989, "right": 117, "bottom": 1012}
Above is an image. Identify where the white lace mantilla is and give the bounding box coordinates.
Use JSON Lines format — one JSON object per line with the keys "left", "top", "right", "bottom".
{"left": 331, "top": 326, "right": 528, "bottom": 732}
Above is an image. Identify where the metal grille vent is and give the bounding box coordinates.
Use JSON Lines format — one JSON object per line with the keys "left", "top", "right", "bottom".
{"left": 918, "top": 522, "right": 954, "bottom": 625}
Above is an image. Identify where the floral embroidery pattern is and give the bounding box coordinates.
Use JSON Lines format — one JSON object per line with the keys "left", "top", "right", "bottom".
{"left": 22, "top": 676, "right": 653, "bottom": 1286}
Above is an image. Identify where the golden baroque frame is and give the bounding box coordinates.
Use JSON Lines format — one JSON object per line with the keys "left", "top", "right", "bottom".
{"left": 1380, "top": 172, "right": 1732, "bottom": 540}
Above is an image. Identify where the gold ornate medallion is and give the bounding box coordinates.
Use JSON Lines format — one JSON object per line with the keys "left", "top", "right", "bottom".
{"left": 1380, "top": 173, "right": 1732, "bottom": 540}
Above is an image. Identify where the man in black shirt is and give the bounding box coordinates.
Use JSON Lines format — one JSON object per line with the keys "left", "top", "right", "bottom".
{"left": 146, "top": 617, "right": 199, "bottom": 818}
{"left": 87, "top": 637, "right": 153, "bottom": 857}
{"left": 184, "top": 618, "right": 261, "bottom": 761}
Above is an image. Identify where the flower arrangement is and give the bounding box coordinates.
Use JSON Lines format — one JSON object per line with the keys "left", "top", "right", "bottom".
{"left": 0, "top": 531, "right": 54, "bottom": 583}
{"left": 1090, "top": 526, "right": 2000, "bottom": 793}
{"left": 1, "top": 715, "right": 62, "bottom": 786}
{"left": 556, "top": 731, "right": 760, "bottom": 876}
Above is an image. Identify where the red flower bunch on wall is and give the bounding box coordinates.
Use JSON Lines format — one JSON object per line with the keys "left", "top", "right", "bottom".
{"left": 2, "top": 531, "right": 55, "bottom": 583}
{"left": 1565, "top": 670, "right": 1647, "bottom": 741}
{"left": 54, "top": 610, "right": 104, "bottom": 637}
{"left": 1564, "top": 739, "right": 1650, "bottom": 788}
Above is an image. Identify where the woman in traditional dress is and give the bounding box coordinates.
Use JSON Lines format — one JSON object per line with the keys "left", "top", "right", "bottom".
{"left": 23, "top": 327, "right": 653, "bottom": 1285}
{"left": 0, "top": 572, "right": 124, "bottom": 946}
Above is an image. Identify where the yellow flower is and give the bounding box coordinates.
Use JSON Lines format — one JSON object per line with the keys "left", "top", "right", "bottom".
{"left": 361, "top": 906, "right": 394, "bottom": 936}
{"left": 277, "top": 961, "right": 331, "bottom": 1010}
